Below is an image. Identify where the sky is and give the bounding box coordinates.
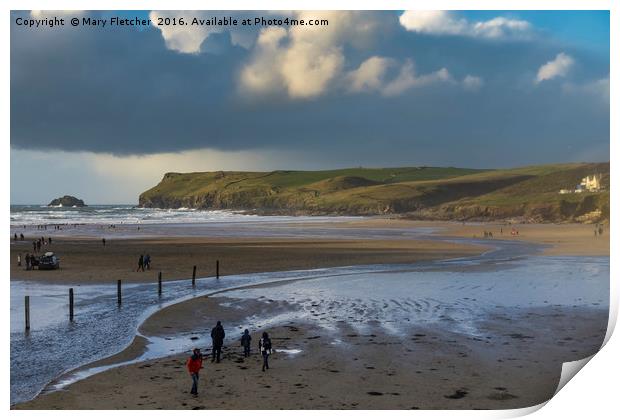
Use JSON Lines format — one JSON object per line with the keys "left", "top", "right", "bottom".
{"left": 10, "top": 10, "right": 610, "bottom": 204}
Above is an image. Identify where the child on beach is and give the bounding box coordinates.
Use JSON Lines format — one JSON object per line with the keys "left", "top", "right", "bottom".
{"left": 240, "top": 329, "right": 252, "bottom": 357}
{"left": 259, "top": 332, "right": 272, "bottom": 372}
{"left": 186, "top": 348, "right": 204, "bottom": 396}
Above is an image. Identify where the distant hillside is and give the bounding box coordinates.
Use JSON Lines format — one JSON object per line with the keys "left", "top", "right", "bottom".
{"left": 138, "top": 163, "right": 610, "bottom": 223}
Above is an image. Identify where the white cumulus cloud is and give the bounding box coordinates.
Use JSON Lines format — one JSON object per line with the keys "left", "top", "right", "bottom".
{"left": 149, "top": 11, "right": 257, "bottom": 54}
{"left": 462, "top": 75, "right": 484, "bottom": 91}
{"left": 239, "top": 11, "right": 389, "bottom": 99}
{"left": 346, "top": 56, "right": 394, "bottom": 92}
{"left": 535, "top": 53, "right": 575, "bottom": 84}
{"left": 345, "top": 57, "right": 456, "bottom": 97}
{"left": 381, "top": 60, "right": 453, "bottom": 97}
{"left": 399, "top": 11, "right": 531, "bottom": 39}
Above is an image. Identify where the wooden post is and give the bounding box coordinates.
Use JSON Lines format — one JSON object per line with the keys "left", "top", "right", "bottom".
{"left": 69, "top": 288, "right": 74, "bottom": 321}
{"left": 158, "top": 271, "right": 162, "bottom": 295}
{"left": 192, "top": 265, "right": 197, "bottom": 287}
{"left": 25, "top": 296, "right": 30, "bottom": 331}
{"left": 117, "top": 279, "right": 122, "bottom": 306}
{"left": 216, "top": 260, "right": 220, "bottom": 279}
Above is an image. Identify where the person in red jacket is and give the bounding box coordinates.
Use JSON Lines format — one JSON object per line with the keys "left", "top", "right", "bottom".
{"left": 186, "top": 348, "right": 204, "bottom": 396}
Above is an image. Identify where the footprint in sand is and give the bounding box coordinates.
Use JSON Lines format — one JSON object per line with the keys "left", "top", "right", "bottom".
{"left": 487, "top": 392, "right": 518, "bottom": 401}
{"left": 444, "top": 389, "right": 468, "bottom": 399}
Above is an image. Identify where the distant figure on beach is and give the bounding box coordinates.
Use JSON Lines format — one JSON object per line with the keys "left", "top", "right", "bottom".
{"left": 598, "top": 226, "right": 603, "bottom": 236}
{"left": 137, "top": 255, "right": 145, "bottom": 272}
{"left": 102, "top": 238, "right": 106, "bottom": 247}
{"left": 259, "top": 332, "right": 272, "bottom": 372}
{"left": 186, "top": 348, "right": 204, "bottom": 396}
{"left": 20, "top": 233, "right": 24, "bottom": 240}
{"left": 17, "top": 253, "right": 21, "bottom": 267}
{"left": 48, "top": 237, "right": 52, "bottom": 245}
{"left": 14, "top": 233, "right": 17, "bottom": 241}
{"left": 144, "top": 254, "right": 151, "bottom": 270}
{"left": 210, "top": 321, "right": 226, "bottom": 363}
{"left": 25, "top": 253, "right": 31, "bottom": 270}
{"left": 32, "top": 241, "right": 36, "bottom": 252}
{"left": 241, "top": 329, "right": 252, "bottom": 357}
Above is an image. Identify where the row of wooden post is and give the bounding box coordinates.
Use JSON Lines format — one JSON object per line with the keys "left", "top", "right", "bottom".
{"left": 24, "top": 260, "right": 220, "bottom": 331}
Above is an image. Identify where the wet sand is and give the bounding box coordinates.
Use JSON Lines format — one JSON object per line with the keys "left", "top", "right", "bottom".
{"left": 9, "top": 219, "right": 608, "bottom": 284}
{"left": 16, "top": 294, "right": 607, "bottom": 410}
{"left": 326, "top": 219, "right": 609, "bottom": 256}
{"left": 9, "top": 236, "right": 483, "bottom": 284}
{"left": 10, "top": 218, "right": 609, "bottom": 409}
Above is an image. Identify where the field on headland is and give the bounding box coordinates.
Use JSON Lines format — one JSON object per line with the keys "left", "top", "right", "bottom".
{"left": 139, "top": 162, "right": 609, "bottom": 223}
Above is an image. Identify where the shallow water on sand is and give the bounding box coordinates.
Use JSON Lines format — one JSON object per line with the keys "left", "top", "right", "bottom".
{"left": 10, "top": 242, "right": 609, "bottom": 405}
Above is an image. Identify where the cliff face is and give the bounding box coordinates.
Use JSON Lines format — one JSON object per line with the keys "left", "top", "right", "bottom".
{"left": 138, "top": 163, "right": 610, "bottom": 223}
{"left": 48, "top": 195, "right": 87, "bottom": 207}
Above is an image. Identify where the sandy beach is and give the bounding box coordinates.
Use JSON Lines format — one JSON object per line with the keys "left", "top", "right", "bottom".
{"left": 16, "top": 293, "right": 607, "bottom": 410}
{"left": 10, "top": 236, "right": 484, "bottom": 284}
{"left": 9, "top": 220, "right": 608, "bottom": 284}
{"left": 10, "top": 219, "right": 610, "bottom": 409}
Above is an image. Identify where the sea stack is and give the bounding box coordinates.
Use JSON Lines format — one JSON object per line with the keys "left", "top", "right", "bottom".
{"left": 48, "top": 195, "right": 87, "bottom": 207}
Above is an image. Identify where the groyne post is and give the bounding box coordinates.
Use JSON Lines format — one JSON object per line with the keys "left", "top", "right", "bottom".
{"left": 192, "top": 265, "right": 197, "bottom": 287}
{"left": 117, "top": 280, "right": 122, "bottom": 306}
{"left": 216, "top": 260, "right": 220, "bottom": 279}
{"left": 25, "top": 296, "right": 30, "bottom": 331}
{"left": 69, "top": 288, "right": 74, "bottom": 321}
{"left": 158, "top": 271, "right": 162, "bottom": 296}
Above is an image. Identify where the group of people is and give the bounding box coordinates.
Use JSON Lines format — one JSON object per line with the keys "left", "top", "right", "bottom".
{"left": 13, "top": 233, "right": 25, "bottom": 241}
{"left": 594, "top": 224, "right": 604, "bottom": 236}
{"left": 31, "top": 237, "right": 52, "bottom": 252}
{"left": 137, "top": 254, "right": 152, "bottom": 271}
{"left": 21, "top": 253, "right": 38, "bottom": 270}
{"left": 186, "top": 321, "right": 273, "bottom": 396}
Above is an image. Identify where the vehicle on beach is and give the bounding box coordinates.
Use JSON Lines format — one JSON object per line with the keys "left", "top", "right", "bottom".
{"left": 37, "top": 252, "right": 60, "bottom": 270}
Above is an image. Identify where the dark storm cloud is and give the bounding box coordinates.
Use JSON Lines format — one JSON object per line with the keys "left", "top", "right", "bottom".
{"left": 10, "top": 11, "right": 609, "bottom": 167}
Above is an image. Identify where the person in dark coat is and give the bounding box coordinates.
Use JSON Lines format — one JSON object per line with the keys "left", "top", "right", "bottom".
{"left": 240, "top": 329, "right": 252, "bottom": 357}
{"left": 259, "top": 332, "right": 272, "bottom": 372}
{"left": 137, "top": 254, "right": 144, "bottom": 272}
{"left": 210, "top": 321, "right": 225, "bottom": 363}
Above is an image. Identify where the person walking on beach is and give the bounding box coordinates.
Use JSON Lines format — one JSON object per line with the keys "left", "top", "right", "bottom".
{"left": 25, "top": 253, "right": 31, "bottom": 270}
{"left": 186, "top": 348, "right": 204, "bottom": 396}
{"left": 144, "top": 254, "right": 151, "bottom": 270}
{"left": 137, "top": 254, "right": 145, "bottom": 272}
{"left": 259, "top": 332, "right": 272, "bottom": 372}
{"left": 210, "top": 321, "right": 225, "bottom": 363}
{"left": 102, "top": 238, "right": 106, "bottom": 247}
{"left": 241, "top": 329, "right": 252, "bottom": 357}
{"left": 17, "top": 253, "right": 21, "bottom": 267}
